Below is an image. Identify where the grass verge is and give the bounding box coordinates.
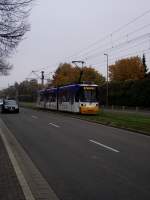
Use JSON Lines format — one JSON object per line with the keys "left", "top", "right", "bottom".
{"left": 19, "top": 102, "right": 36, "bottom": 109}
{"left": 20, "top": 102, "right": 150, "bottom": 135}
{"left": 78, "top": 111, "right": 150, "bottom": 135}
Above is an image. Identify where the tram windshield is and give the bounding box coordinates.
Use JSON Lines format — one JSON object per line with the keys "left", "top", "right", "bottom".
{"left": 78, "top": 86, "right": 98, "bottom": 102}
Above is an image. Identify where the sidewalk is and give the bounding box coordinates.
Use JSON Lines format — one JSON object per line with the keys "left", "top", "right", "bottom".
{"left": 0, "top": 135, "right": 25, "bottom": 200}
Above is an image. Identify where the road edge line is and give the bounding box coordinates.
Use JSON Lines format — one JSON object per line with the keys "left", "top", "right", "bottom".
{"left": 0, "top": 127, "right": 35, "bottom": 200}
{"left": 0, "top": 118, "right": 59, "bottom": 200}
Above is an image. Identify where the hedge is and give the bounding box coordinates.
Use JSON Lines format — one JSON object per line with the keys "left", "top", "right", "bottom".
{"left": 98, "top": 79, "right": 150, "bottom": 107}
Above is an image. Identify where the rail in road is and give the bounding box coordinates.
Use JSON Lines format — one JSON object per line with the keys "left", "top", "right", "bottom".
{"left": 0, "top": 108, "right": 150, "bottom": 200}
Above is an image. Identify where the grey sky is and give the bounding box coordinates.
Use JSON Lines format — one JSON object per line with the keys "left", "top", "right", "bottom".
{"left": 1, "top": 0, "right": 150, "bottom": 88}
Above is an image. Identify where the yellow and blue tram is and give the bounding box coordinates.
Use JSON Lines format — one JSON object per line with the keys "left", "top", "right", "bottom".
{"left": 37, "top": 83, "right": 99, "bottom": 114}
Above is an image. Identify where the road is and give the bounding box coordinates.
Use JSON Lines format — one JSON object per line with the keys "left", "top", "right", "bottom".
{"left": 1, "top": 108, "right": 150, "bottom": 200}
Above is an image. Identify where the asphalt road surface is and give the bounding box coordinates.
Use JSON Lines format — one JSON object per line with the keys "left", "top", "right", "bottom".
{"left": 1, "top": 108, "right": 150, "bottom": 200}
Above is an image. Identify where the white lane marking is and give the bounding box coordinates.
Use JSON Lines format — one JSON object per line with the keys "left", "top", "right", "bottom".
{"left": 32, "top": 115, "right": 38, "bottom": 119}
{"left": 89, "top": 139, "right": 120, "bottom": 153}
{"left": 48, "top": 123, "right": 60, "bottom": 128}
{"left": 0, "top": 127, "right": 35, "bottom": 200}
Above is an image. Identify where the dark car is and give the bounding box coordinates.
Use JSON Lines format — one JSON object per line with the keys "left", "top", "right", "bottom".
{"left": 0, "top": 99, "right": 3, "bottom": 111}
{"left": 0, "top": 99, "right": 3, "bottom": 106}
{"left": 2, "top": 99, "right": 19, "bottom": 113}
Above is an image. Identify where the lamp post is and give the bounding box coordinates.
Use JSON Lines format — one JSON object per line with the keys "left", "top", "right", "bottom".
{"left": 104, "top": 53, "right": 109, "bottom": 107}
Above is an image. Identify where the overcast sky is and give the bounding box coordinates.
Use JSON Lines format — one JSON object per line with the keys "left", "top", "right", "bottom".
{"left": 1, "top": 0, "right": 150, "bottom": 88}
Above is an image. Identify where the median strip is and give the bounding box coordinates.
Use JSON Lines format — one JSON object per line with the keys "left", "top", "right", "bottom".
{"left": 89, "top": 139, "right": 120, "bottom": 153}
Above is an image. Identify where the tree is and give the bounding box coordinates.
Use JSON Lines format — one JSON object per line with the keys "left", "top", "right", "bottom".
{"left": 0, "top": 0, "right": 33, "bottom": 57}
{"left": 142, "top": 54, "right": 148, "bottom": 77}
{"left": 1, "top": 79, "right": 42, "bottom": 102}
{"left": 52, "top": 63, "right": 80, "bottom": 86}
{"left": 109, "top": 56, "right": 145, "bottom": 81}
{"left": 81, "top": 66, "right": 105, "bottom": 85}
{"left": 0, "top": 59, "right": 12, "bottom": 75}
{"left": 147, "top": 72, "right": 150, "bottom": 79}
{"left": 52, "top": 63, "right": 105, "bottom": 86}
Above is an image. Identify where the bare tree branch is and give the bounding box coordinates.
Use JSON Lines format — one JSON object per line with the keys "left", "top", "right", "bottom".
{"left": 0, "top": 0, "right": 33, "bottom": 57}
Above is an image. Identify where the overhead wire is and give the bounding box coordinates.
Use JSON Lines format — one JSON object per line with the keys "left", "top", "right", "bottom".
{"left": 85, "top": 33, "right": 150, "bottom": 61}
{"left": 93, "top": 37, "right": 149, "bottom": 64}
{"left": 65, "top": 8, "right": 150, "bottom": 61}
{"left": 76, "top": 23, "right": 150, "bottom": 59}
{"left": 91, "top": 48, "right": 150, "bottom": 68}
{"left": 29, "top": 8, "right": 150, "bottom": 76}
{"left": 90, "top": 39, "right": 149, "bottom": 66}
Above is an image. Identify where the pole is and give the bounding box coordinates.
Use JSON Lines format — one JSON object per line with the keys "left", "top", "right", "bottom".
{"left": 72, "top": 60, "right": 85, "bottom": 83}
{"left": 104, "top": 54, "right": 109, "bottom": 107}
{"left": 41, "top": 71, "right": 44, "bottom": 86}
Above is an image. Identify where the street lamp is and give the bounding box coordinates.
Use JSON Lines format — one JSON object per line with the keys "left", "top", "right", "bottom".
{"left": 104, "top": 53, "right": 109, "bottom": 107}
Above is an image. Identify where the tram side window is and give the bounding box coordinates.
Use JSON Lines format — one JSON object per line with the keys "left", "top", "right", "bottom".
{"left": 75, "top": 87, "right": 85, "bottom": 102}
{"left": 62, "top": 92, "right": 67, "bottom": 102}
{"left": 44, "top": 93, "right": 49, "bottom": 103}
{"left": 58, "top": 92, "right": 62, "bottom": 103}
{"left": 40, "top": 94, "right": 44, "bottom": 102}
{"left": 58, "top": 91, "right": 67, "bottom": 102}
{"left": 48, "top": 94, "right": 51, "bottom": 102}
{"left": 49, "top": 93, "right": 56, "bottom": 102}
{"left": 68, "top": 92, "right": 74, "bottom": 104}
{"left": 71, "top": 93, "right": 74, "bottom": 104}
{"left": 75, "top": 89, "right": 80, "bottom": 102}
{"left": 59, "top": 89, "right": 74, "bottom": 103}
{"left": 62, "top": 90, "right": 68, "bottom": 102}
{"left": 52, "top": 93, "right": 56, "bottom": 102}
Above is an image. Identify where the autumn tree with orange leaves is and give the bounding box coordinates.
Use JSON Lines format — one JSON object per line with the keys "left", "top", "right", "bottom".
{"left": 52, "top": 63, "right": 105, "bottom": 86}
{"left": 109, "top": 56, "right": 145, "bottom": 81}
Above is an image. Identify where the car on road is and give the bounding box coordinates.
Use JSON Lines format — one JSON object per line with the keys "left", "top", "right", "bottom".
{"left": 1, "top": 99, "right": 19, "bottom": 113}
{"left": 0, "top": 99, "right": 3, "bottom": 112}
{"left": 0, "top": 99, "right": 3, "bottom": 107}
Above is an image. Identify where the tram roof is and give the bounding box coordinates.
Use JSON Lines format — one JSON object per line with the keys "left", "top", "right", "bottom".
{"left": 46, "top": 88, "right": 57, "bottom": 93}
{"left": 39, "top": 84, "right": 98, "bottom": 94}
{"left": 59, "top": 83, "right": 98, "bottom": 89}
{"left": 39, "top": 88, "right": 57, "bottom": 94}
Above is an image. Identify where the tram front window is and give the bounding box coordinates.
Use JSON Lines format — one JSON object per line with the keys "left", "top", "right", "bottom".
{"left": 79, "top": 87, "right": 97, "bottom": 102}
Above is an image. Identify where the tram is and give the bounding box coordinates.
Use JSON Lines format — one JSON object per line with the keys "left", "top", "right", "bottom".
{"left": 37, "top": 83, "right": 99, "bottom": 114}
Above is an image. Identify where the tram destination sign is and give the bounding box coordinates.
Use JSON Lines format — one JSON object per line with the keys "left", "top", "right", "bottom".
{"left": 83, "top": 86, "right": 95, "bottom": 90}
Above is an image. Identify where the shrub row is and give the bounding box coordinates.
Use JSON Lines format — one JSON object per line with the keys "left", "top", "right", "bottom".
{"left": 98, "top": 79, "right": 150, "bottom": 107}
